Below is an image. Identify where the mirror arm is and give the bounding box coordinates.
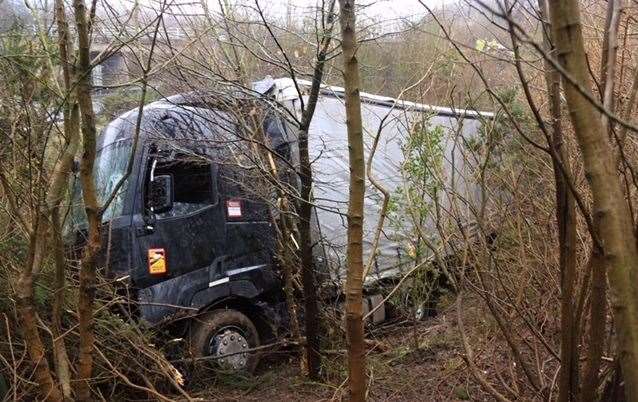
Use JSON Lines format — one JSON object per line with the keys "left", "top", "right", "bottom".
{"left": 150, "top": 158, "right": 158, "bottom": 181}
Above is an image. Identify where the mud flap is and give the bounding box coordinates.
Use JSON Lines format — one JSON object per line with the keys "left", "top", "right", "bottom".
{"left": 363, "top": 294, "right": 386, "bottom": 325}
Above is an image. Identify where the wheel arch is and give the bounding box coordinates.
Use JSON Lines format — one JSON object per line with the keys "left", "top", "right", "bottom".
{"left": 198, "top": 296, "right": 276, "bottom": 343}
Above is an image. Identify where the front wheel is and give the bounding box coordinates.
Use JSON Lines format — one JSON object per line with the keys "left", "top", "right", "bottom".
{"left": 190, "top": 309, "right": 260, "bottom": 373}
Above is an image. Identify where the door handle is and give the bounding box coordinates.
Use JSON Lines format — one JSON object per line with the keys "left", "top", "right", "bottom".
{"left": 136, "top": 213, "right": 157, "bottom": 236}
{"left": 135, "top": 224, "right": 155, "bottom": 236}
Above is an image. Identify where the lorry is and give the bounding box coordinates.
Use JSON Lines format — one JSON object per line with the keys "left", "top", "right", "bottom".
{"left": 66, "top": 77, "right": 493, "bottom": 371}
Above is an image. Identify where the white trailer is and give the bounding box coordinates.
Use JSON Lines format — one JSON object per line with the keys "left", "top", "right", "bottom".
{"left": 255, "top": 77, "right": 494, "bottom": 286}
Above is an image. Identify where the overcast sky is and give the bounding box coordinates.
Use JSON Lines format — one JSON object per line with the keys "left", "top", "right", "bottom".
{"left": 202, "top": 0, "right": 458, "bottom": 34}
{"left": 258, "top": 0, "right": 452, "bottom": 21}
{"left": 1, "top": 0, "right": 457, "bottom": 33}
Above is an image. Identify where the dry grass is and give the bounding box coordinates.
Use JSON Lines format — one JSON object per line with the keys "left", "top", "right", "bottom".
{"left": 190, "top": 296, "right": 514, "bottom": 402}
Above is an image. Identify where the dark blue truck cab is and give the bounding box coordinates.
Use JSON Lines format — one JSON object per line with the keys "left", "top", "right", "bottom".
{"left": 68, "top": 94, "right": 293, "bottom": 371}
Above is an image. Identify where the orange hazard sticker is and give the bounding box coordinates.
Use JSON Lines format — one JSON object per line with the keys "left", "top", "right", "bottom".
{"left": 148, "top": 248, "right": 167, "bottom": 275}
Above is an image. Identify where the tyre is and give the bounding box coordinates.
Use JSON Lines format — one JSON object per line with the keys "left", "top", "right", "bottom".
{"left": 190, "top": 309, "right": 260, "bottom": 373}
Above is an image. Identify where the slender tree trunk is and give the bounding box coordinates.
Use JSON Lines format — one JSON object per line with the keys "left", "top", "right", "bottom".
{"left": 15, "top": 217, "right": 63, "bottom": 402}
{"left": 10, "top": 1, "right": 79, "bottom": 397}
{"left": 547, "top": 1, "right": 638, "bottom": 401}
{"left": 50, "top": 1, "right": 80, "bottom": 397}
{"left": 49, "top": 118, "right": 79, "bottom": 400}
{"left": 580, "top": 2, "right": 622, "bottom": 400}
{"left": 339, "top": 0, "right": 367, "bottom": 400}
{"left": 297, "top": 152, "right": 321, "bottom": 378}
{"left": 537, "top": 1, "right": 579, "bottom": 399}
{"left": 297, "top": 1, "right": 335, "bottom": 378}
{"left": 582, "top": 250, "right": 607, "bottom": 402}
{"left": 72, "top": 0, "right": 101, "bottom": 398}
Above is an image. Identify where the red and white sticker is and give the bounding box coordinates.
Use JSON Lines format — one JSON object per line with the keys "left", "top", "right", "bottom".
{"left": 226, "top": 199, "right": 242, "bottom": 218}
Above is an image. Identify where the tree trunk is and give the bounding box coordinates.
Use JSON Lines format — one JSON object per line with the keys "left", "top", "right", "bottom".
{"left": 72, "top": 0, "right": 101, "bottom": 398}
{"left": 297, "top": 148, "right": 321, "bottom": 378}
{"left": 50, "top": 1, "right": 80, "bottom": 397}
{"left": 537, "top": 1, "right": 580, "bottom": 399}
{"left": 582, "top": 250, "right": 607, "bottom": 402}
{"left": 11, "top": 0, "right": 80, "bottom": 397}
{"left": 339, "top": 0, "right": 367, "bottom": 400}
{"left": 16, "top": 218, "right": 63, "bottom": 402}
{"left": 547, "top": 1, "right": 638, "bottom": 401}
{"left": 581, "top": 1, "right": 622, "bottom": 399}
{"left": 297, "top": 2, "right": 335, "bottom": 377}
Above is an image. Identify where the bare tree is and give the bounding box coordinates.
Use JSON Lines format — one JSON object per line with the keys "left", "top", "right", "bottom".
{"left": 0, "top": 0, "right": 193, "bottom": 399}
{"left": 339, "top": 0, "right": 367, "bottom": 400}
{"left": 506, "top": 0, "right": 580, "bottom": 398}
{"left": 296, "top": 0, "right": 337, "bottom": 379}
{"left": 546, "top": 1, "right": 638, "bottom": 400}
{"left": 416, "top": 0, "right": 638, "bottom": 400}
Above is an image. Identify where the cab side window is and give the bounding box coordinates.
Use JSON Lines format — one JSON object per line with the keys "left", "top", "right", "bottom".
{"left": 146, "top": 153, "right": 215, "bottom": 218}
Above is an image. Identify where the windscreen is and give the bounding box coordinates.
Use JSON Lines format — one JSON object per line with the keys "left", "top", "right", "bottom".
{"left": 67, "top": 139, "right": 133, "bottom": 231}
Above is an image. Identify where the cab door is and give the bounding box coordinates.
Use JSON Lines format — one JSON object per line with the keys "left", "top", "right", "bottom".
{"left": 217, "top": 163, "right": 276, "bottom": 271}
{"left": 134, "top": 147, "right": 225, "bottom": 290}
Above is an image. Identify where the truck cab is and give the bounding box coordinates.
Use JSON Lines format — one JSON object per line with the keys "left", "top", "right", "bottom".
{"left": 67, "top": 94, "right": 293, "bottom": 371}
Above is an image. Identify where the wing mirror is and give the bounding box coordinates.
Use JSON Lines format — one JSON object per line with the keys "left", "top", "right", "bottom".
{"left": 148, "top": 174, "right": 174, "bottom": 214}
